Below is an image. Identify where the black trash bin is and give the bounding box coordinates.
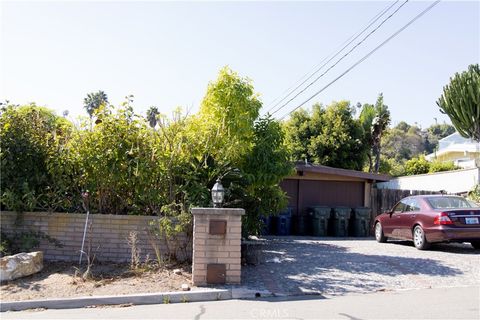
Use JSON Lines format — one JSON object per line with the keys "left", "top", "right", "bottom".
{"left": 275, "top": 208, "right": 292, "bottom": 236}
{"left": 332, "top": 207, "right": 352, "bottom": 237}
{"left": 352, "top": 207, "right": 372, "bottom": 237}
{"left": 310, "top": 206, "right": 331, "bottom": 237}
{"left": 293, "top": 213, "right": 307, "bottom": 235}
{"left": 260, "top": 216, "right": 271, "bottom": 235}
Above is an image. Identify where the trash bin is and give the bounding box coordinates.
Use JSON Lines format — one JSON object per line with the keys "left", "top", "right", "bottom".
{"left": 310, "top": 206, "right": 331, "bottom": 237}
{"left": 332, "top": 207, "right": 352, "bottom": 237}
{"left": 275, "top": 208, "right": 292, "bottom": 236}
{"left": 352, "top": 207, "right": 372, "bottom": 237}
{"left": 260, "top": 216, "right": 271, "bottom": 235}
{"left": 293, "top": 213, "right": 307, "bottom": 235}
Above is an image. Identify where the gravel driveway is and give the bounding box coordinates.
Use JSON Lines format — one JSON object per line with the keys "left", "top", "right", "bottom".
{"left": 241, "top": 237, "right": 480, "bottom": 296}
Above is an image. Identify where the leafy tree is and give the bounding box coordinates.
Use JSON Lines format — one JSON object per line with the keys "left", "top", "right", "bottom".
{"left": 283, "top": 104, "right": 323, "bottom": 162}
{"left": 146, "top": 106, "right": 159, "bottom": 129}
{"left": 235, "top": 116, "right": 293, "bottom": 234}
{"left": 382, "top": 123, "right": 425, "bottom": 162}
{"left": 424, "top": 123, "right": 455, "bottom": 153}
{"left": 437, "top": 64, "right": 480, "bottom": 141}
{"left": 284, "top": 101, "right": 367, "bottom": 170}
{"left": 83, "top": 90, "right": 108, "bottom": 119}
{"left": 404, "top": 156, "right": 430, "bottom": 176}
{"left": 0, "top": 104, "right": 76, "bottom": 212}
{"left": 196, "top": 66, "right": 261, "bottom": 165}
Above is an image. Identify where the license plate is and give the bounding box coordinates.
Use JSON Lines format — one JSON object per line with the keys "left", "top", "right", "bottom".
{"left": 465, "top": 217, "right": 479, "bottom": 225}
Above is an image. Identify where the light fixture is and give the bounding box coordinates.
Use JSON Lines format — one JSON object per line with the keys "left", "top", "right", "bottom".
{"left": 211, "top": 178, "right": 225, "bottom": 208}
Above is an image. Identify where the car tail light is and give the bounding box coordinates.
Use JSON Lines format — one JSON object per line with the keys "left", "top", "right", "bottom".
{"left": 434, "top": 212, "right": 453, "bottom": 225}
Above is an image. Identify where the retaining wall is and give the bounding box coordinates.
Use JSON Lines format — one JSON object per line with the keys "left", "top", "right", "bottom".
{"left": 0, "top": 211, "right": 191, "bottom": 263}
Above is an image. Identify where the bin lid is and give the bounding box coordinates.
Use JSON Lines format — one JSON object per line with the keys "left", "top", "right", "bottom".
{"left": 332, "top": 206, "right": 352, "bottom": 218}
{"left": 353, "top": 207, "right": 371, "bottom": 218}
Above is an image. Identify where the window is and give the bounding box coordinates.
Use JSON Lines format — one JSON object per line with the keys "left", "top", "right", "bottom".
{"left": 427, "top": 197, "right": 472, "bottom": 209}
{"left": 404, "top": 199, "right": 420, "bottom": 212}
{"left": 392, "top": 202, "right": 406, "bottom": 213}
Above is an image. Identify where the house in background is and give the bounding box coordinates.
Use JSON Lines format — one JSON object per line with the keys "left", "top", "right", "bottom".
{"left": 425, "top": 132, "right": 480, "bottom": 169}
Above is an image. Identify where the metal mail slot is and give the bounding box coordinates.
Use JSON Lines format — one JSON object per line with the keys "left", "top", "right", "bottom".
{"left": 209, "top": 220, "right": 227, "bottom": 235}
{"left": 207, "top": 263, "right": 226, "bottom": 284}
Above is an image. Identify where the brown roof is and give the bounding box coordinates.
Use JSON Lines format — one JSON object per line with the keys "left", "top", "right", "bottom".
{"left": 295, "top": 163, "right": 391, "bottom": 182}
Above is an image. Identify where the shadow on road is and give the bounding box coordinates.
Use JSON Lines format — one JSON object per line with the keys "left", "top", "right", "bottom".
{"left": 242, "top": 237, "right": 468, "bottom": 296}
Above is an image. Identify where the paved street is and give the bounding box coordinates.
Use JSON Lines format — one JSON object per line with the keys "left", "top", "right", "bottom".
{"left": 241, "top": 237, "right": 480, "bottom": 296}
{"left": 3, "top": 286, "right": 478, "bottom": 319}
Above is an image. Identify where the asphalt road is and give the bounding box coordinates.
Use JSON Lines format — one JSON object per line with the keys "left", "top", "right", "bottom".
{"left": 3, "top": 286, "right": 479, "bottom": 320}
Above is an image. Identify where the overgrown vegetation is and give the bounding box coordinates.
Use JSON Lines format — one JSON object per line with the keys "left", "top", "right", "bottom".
{"left": 1, "top": 67, "right": 293, "bottom": 236}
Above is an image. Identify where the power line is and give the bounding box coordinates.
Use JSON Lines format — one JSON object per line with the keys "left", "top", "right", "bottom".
{"left": 278, "top": 0, "right": 441, "bottom": 121}
{"left": 264, "top": 0, "right": 400, "bottom": 114}
{"left": 270, "top": 0, "right": 410, "bottom": 117}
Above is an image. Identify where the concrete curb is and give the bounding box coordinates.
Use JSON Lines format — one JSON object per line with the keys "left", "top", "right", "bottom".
{"left": 0, "top": 289, "right": 232, "bottom": 312}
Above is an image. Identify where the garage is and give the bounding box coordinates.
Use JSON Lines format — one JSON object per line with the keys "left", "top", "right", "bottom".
{"left": 275, "top": 163, "right": 390, "bottom": 236}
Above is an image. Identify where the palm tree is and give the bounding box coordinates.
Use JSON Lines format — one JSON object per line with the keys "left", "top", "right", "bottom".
{"left": 372, "top": 94, "right": 391, "bottom": 173}
{"left": 146, "top": 106, "right": 159, "bottom": 129}
{"left": 83, "top": 91, "right": 108, "bottom": 119}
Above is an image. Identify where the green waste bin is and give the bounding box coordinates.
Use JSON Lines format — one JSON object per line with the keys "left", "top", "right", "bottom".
{"left": 309, "top": 206, "right": 331, "bottom": 237}
{"left": 352, "top": 207, "right": 372, "bottom": 237}
{"left": 293, "top": 214, "right": 307, "bottom": 235}
{"left": 332, "top": 207, "right": 352, "bottom": 237}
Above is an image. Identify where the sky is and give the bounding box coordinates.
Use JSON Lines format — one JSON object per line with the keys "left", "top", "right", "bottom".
{"left": 1, "top": 0, "right": 479, "bottom": 128}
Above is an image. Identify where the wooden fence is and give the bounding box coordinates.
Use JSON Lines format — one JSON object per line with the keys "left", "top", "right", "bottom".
{"left": 368, "top": 188, "right": 441, "bottom": 236}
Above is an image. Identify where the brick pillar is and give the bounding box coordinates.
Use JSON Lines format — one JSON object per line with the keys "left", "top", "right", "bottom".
{"left": 191, "top": 208, "right": 245, "bottom": 286}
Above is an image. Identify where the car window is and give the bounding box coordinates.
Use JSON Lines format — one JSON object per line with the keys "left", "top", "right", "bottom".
{"left": 404, "top": 199, "right": 421, "bottom": 212}
{"left": 427, "top": 197, "right": 473, "bottom": 209}
{"left": 392, "top": 201, "right": 406, "bottom": 213}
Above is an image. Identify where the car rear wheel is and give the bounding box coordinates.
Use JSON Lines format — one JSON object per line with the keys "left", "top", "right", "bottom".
{"left": 471, "top": 241, "right": 480, "bottom": 250}
{"left": 413, "top": 225, "right": 430, "bottom": 250}
{"left": 375, "top": 222, "right": 387, "bottom": 243}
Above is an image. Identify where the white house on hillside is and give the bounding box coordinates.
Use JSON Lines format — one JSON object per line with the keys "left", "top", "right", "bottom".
{"left": 425, "top": 132, "right": 479, "bottom": 169}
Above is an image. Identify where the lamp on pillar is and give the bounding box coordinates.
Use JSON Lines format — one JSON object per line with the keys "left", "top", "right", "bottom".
{"left": 211, "top": 178, "right": 225, "bottom": 208}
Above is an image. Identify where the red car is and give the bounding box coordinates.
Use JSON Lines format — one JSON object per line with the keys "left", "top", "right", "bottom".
{"left": 374, "top": 195, "right": 480, "bottom": 250}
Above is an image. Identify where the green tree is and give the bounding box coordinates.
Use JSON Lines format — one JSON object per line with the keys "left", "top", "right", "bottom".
{"left": 83, "top": 90, "right": 108, "bottom": 119}
{"left": 424, "top": 123, "right": 455, "bottom": 153}
{"left": 437, "top": 64, "right": 480, "bottom": 141}
{"left": 283, "top": 104, "right": 323, "bottom": 162}
{"left": 0, "top": 104, "right": 76, "bottom": 212}
{"left": 404, "top": 156, "right": 430, "bottom": 175}
{"left": 196, "top": 66, "right": 261, "bottom": 165}
{"left": 236, "top": 116, "right": 293, "bottom": 234}
{"left": 284, "top": 101, "right": 367, "bottom": 170}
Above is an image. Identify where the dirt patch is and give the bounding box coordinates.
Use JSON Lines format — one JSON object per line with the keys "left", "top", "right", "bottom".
{"left": 0, "top": 261, "right": 193, "bottom": 301}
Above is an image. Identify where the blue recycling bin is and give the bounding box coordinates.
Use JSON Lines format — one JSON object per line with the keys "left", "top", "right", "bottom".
{"left": 275, "top": 207, "right": 292, "bottom": 236}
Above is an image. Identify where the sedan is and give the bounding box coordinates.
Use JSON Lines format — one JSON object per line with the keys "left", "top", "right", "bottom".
{"left": 374, "top": 195, "right": 480, "bottom": 250}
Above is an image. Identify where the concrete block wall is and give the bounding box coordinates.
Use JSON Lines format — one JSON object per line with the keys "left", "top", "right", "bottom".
{"left": 191, "top": 208, "right": 244, "bottom": 285}
{"left": 0, "top": 211, "right": 190, "bottom": 263}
